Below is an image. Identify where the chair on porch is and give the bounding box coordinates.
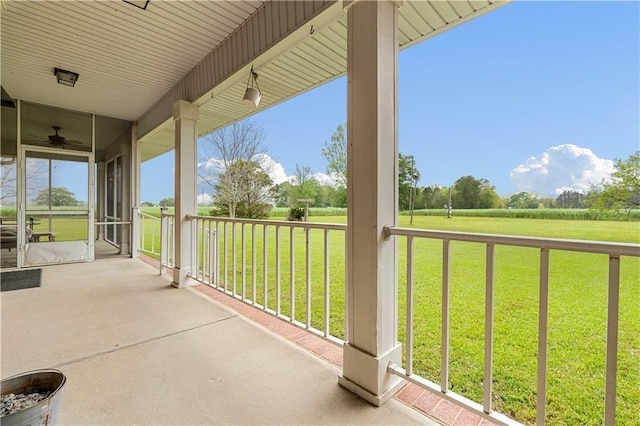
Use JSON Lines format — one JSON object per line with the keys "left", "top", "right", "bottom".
{"left": 0, "top": 226, "right": 32, "bottom": 251}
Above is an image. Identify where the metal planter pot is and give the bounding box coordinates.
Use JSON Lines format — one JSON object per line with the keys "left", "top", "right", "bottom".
{"left": 1, "top": 369, "right": 66, "bottom": 426}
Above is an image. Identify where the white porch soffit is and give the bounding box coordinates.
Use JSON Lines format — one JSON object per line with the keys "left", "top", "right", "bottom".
{"left": 0, "top": 1, "right": 508, "bottom": 162}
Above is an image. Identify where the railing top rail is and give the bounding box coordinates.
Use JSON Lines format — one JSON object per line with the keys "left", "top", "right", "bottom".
{"left": 385, "top": 225, "right": 640, "bottom": 257}
{"left": 185, "top": 214, "right": 347, "bottom": 231}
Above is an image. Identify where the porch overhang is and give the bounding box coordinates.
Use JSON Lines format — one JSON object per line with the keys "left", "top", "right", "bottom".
{"left": 1, "top": 0, "right": 509, "bottom": 162}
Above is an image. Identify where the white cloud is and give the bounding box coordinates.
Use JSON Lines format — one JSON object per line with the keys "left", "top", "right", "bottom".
{"left": 510, "top": 144, "right": 614, "bottom": 196}
{"left": 197, "top": 193, "right": 213, "bottom": 205}
{"left": 197, "top": 153, "right": 289, "bottom": 186}
{"left": 310, "top": 172, "right": 337, "bottom": 187}
{"left": 254, "top": 153, "right": 288, "bottom": 184}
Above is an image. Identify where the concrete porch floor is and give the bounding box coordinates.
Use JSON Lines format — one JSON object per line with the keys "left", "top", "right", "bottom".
{"left": 1, "top": 257, "right": 435, "bottom": 425}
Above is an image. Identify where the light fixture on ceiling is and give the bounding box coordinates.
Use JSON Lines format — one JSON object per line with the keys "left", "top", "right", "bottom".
{"left": 54, "top": 67, "right": 79, "bottom": 87}
{"left": 242, "top": 66, "right": 261, "bottom": 109}
{"left": 123, "top": 0, "right": 150, "bottom": 10}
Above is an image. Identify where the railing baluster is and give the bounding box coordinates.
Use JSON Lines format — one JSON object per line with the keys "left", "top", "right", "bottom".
{"left": 190, "top": 218, "right": 196, "bottom": 279}
{"left": 406, "top": 235, "right": 414, "bottom": 376}
{"left": 441, "top": 239, "right": 451, "bottom": 392}
{"left": 242, "top": 223, "right": 246, "bottom": 299}
{"left": 139, "top": 214, "right": 144, "bottom": 252}
{"left": 200, "top": 220, "right": 205, "bottom": 280}
{"left": 208, "top": 221, "right": 215, "bottom": 285}
{"left": 215, "top": 222, "right": 220, "bottom": 287}
{"left": 290, "top": 226, "right": 295, "bottom": 322}
{"left": 191, "top": 219, "right": 204, "bottom": 279}
{"left": 484, "top": 243, "right": 495, "bottom": 414}
{"left": 604, "top": 255, "right": 621, "bottom": 426}
{"left": 160, "top": 210, "right": 168, "bottom": 274}
{"left": 537, "top": 248, "right": 550, "bottom": 425}
{"left": 232, "top": 222, "right": 237, "bottom": 295}
{"left": 276, "top": 225, "right": 281, "bottom": 315}
{"left": 306, "top": 228, "right": 312, "bottom": 329}
{"left": 324, "top": 229, "right": 330, "bottom": 337}
{"left": 170, "top": 216, "right": 175, "bottom": 267}
{"left": 151, "top": 216, "right": 155, "bottom": 254}
{"left": 263, "top": 224, "right": 268, "bottom": 310}
{"left": 252, "top": 224, "right": 257, "bottom": 305}
{"left": 223, "top": 221, "right": 228, "bottom": 290}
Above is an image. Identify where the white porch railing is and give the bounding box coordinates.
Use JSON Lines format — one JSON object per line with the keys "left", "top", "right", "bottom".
{"left": 383, "top": 225, "right": 640, "bottom": 426}
{"left": 159, "top": 209, "right": 175, "bottom": 273}
{"left": 157, "top": 215, "right": 639, "bottom": 424}
{"left": 184, "top": 215, "right": 348, "bottom": 345}
{"left": 137, "top": 210, "right": 161, "bottom": 257}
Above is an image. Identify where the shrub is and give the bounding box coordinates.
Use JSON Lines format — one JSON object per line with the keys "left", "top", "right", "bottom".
{"left": 287, "top": 207, "right": 305, "bottom": 221}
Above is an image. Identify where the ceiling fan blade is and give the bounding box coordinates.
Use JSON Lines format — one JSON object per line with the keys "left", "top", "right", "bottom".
{"left": 63, "top": 140, "right": 85, "bottom": 146}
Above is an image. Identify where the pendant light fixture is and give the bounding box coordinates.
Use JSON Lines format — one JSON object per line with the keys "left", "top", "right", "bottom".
{"left": 242, "top": 66, "right": 261, "bottom": 109}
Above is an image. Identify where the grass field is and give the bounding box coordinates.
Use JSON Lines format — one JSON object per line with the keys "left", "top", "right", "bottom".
{"left": 201, "top": 215, "right": 639, "bottom": 425}
{"left": 4, "top": 207, "right": 639, "bottom": 424}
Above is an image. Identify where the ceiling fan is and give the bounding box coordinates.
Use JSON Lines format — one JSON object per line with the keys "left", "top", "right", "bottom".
{"left": 27, "top": 126, "right": 84, "bottom": 149}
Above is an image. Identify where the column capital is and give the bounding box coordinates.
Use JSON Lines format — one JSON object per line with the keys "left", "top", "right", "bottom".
{"left": 172, "top": 100, "right": 199, "bottom": 121}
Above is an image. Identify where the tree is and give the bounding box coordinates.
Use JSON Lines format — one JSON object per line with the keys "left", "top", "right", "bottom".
{"left": 321, "top": 124, "right": 347, "bottom": 189}
{"left": 556, "top": 190, "right": 586, "bottom": 208}
{"left": 158, "top": 197, "right": 174, "bottom": 207}
{"left": 331, "top": 186, "right": 347, "bottom": 208}
{"left": 507, "top": 192, "right": 540, "bottom": 209}
{"left": 398, "top": 153, "right": 421, "bottom": 211}
{"left": 33, "top": 187, "right": 79, "bottom": 206}
{"left": 451, "top": 176, "right": 501, "bottom": 209}
{"left": 588, "top": 151, "right": 640, "bottom": 213}
{"left": 423, "top": 185, "right": 449, "bottom": 210}
{"left": 273, "top": 182, "right": 292, "bottom": 207}
{"left": 214, "top": 160, "right": 274, "bottom": 219}
{"left": 288, "top": 164, "right": 319, "bottom": 205}
{"left": 199, "top": 120, "right": 269, "bottom": 204}
{"left": 478, "top": 179, "right": 503, "bottom": 209}
{"left": 452, "top": 176, "right": 482, "bottom": 209}
{"left": 1, "top": 157, "right": 47, "bottom": 205}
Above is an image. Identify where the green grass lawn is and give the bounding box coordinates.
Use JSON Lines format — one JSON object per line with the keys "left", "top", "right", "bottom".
{"left": 392, "top": 216, "right": 639, "bottom": 424}
{"left": 202, "top": 215, "right": 639, "bottom": 425}
{"left": 7, "top": 207, "right": 639, "bottom": 424}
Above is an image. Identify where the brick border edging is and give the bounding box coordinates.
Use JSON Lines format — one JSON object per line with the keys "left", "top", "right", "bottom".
{"left": 137, "top": 254, "right": 495, "bottom": 426}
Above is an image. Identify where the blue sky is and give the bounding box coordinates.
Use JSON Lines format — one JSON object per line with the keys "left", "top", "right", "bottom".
{"left": 136, "top": 1, "right": 639, "bottom": 203}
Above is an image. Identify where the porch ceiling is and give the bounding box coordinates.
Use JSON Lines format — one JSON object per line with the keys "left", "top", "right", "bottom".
{"left": 0, "top": 0, "right": 507, "bottom": 162}
{"left": 0, "top": 0, "right": 264, "bottom": 122}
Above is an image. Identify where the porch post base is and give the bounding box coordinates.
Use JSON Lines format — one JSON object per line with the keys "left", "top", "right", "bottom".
{"left": 338, "top": 343, "right": 404, "bottom": 406}
{"left": 171, "top": 267, "right": 197, "bottom": 288}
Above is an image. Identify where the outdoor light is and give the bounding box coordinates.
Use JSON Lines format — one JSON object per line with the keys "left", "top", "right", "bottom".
{"left": 242, "top": 66, "right": 261, "bottom": 109}
{"left": 123, "top": 0, "right": 150, "bottom": 10}
{"left": 54, "top": 68, "right": 79, "bottom": 87}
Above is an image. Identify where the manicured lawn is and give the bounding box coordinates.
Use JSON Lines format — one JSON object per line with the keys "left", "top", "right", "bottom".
{"left": 9, "top": 207, "right": 639, "bottom": 424}
{"left": 206, "top": 215, "right": 639, "bottom": 425}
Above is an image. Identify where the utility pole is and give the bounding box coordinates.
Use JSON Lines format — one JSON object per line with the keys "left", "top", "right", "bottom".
{"left": 409, "top": 157, "right": 418, "bottom": 225}
{"left": 297, "top": 198, "right": 314, "bottom": 222}
{"left": 447, "top": 186, "right": 452, "bottom": 219}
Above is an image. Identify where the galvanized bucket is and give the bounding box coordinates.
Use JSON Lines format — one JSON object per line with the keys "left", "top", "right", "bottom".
{"left": 1, "top": 369, "right": 66, "bottom": 426}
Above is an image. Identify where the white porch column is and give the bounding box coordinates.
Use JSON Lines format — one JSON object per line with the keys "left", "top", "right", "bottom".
{"left": 130, "top": 123, "right": 141, "bottom": 258}
{"left": 338, "top": 0, "right": 403, "bottom": 406}
{"left": 119, "top": 143, "right": 131, "bottom": 255}
{"left": 97, "top": 161, "right": 106, "bottom": 240}
{"left": 172, "top": 100, "right": 199, "bottom": 288}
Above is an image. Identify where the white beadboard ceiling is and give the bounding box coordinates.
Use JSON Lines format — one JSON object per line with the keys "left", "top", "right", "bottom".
{"left": 0, "top": 0, "right": 507, "bottom": 162}
{"left": 1, "top": 0, "right": 264, "bottom": 122}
